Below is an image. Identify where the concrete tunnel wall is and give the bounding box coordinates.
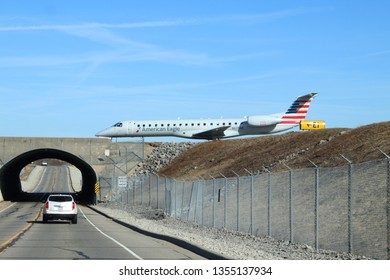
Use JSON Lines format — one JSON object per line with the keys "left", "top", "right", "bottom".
{"left": 0, "top": 148, "right": 97, "bottom": 204}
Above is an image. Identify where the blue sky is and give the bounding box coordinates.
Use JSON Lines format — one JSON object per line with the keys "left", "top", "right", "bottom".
{"left": 1, "top": 0, "right": 389, "bottom": 140}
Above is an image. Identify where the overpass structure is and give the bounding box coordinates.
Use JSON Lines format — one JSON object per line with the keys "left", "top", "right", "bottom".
{"left": 0, "top": 137, "right": 144, "bottom": 203}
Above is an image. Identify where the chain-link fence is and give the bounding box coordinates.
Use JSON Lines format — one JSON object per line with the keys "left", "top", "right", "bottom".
{"left": 100, "top": 158, "right": 390, "bottom": 259}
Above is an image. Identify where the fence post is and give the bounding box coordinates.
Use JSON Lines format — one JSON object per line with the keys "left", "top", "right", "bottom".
{"left": 232, "top": 170, "right": 240, "bottom": 232}
{"left": 309, "top": 159, "right": 320, "bottom": 250}
{"left": 245, "top": 169, "right": 254, "bottom": 236}
{"left": 140, "top": 177, "right": 143, "bottom": 206}
{"left": 173, "top": 179, "right": 177, "bottom": 218}
{"left": 181, "top": 181, "right": 185, "bottom": 221}
{"left": 387, "top": 158, "right": 390, "bottom": 260}
{"left": 188, "top": 181, "right": 195, "bottom": 222}
{"left": 156, "top": 174, "right": 159, "bottom": 209}
{"left": 200, "top": 179, "right": 204, "bottom": 225}
{"left": 210, "top": 175, "right": 216, "bottom": 228}
{"left": 341, "top": 154, "right": 353, "bottom": 254}
{"left": 164, "top": 176, "right": 170, "bottom": 215}
{"left": 133, "top": 178, "right": 136, "bottom": 206}
{"left": 283, "top": 163, "right": 293, "bottom": 243}
{"left": 377, "top": 149, "right": 390, "bottom": 260}
{"left": 219, "top": 173, "right": 228, "bottom": 229}
{"left": 268, "top": 170, "right": 272, "bottom": 237}
{"left": 148, "top": 175, "right": 151, "bottom": 207}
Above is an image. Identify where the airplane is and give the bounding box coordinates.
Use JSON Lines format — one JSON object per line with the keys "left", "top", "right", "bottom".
{"left": 95, "top": 93, "right": 320, "bottom": 140}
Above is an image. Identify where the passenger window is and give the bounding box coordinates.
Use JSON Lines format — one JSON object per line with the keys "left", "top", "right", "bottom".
{"left": 49, "top": 195, "right": 72, "bottom": 202}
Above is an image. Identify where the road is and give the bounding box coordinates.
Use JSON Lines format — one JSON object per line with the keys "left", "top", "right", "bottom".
{"left": 0, "top": 166, "right": 205, "bottom": 260}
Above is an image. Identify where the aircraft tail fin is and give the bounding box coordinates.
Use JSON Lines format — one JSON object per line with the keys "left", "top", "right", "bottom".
{"left": 280, "top": 93, "right": 318, "bottom": 125}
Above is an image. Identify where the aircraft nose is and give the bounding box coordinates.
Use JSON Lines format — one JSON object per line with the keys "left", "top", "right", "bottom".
{"left": 95, "top": 128, "right": 111, "bottom": 138}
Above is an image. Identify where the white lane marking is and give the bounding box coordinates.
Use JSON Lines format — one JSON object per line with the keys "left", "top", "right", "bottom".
{"left": 31, "top": 167, "right": 47, "bottom": 192}
{"left": 0, "top": 202, "right": 16, "bottom": 214}
{"left": 79, "top": 207, "right": 143, "bottom": 260}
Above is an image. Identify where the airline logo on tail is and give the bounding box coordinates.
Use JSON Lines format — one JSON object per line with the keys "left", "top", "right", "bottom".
{"left": 280, "top": 93, "right": 318, "bottom": 125}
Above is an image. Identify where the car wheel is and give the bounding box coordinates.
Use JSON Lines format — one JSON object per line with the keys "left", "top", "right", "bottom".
{"left": 43, "top": 215, "right": 48, "bottom": 223}
{"left": 72, "top": 215, "right": 78, "bottom": 224}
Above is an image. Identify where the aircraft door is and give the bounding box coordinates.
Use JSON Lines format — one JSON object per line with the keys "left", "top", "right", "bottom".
{"left": 128, "top": 122, "right": 135, "bottom": 134}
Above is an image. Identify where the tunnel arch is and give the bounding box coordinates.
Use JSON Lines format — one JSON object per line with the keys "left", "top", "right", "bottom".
{"left": 0, "top": 148, "right": 97, "bottom": 204}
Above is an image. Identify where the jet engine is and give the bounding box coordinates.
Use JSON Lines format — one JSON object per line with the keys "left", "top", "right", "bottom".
{"left": 247, "top": 115, "right": 280, "bottom": 126}
{"left": 300, "top": 120, "right": 325, "bottom": 130}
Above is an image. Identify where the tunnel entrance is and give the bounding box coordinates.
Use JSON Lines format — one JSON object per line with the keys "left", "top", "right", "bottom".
{"left": 0, "top": 148, "right": 97, "bottom": 204}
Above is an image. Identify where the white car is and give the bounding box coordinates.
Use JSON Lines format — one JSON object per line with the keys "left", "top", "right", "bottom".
{"left": 43, "top": 194, "right": 78, "bottom": 224}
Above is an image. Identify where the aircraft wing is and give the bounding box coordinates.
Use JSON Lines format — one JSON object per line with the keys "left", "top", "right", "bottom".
{"left": 192, "top": 126, "right": 231, "bottom": 140}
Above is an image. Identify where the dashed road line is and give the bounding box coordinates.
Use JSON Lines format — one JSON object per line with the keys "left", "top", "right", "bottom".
{"left": 0, "top": 202, "right": 16, "bottom": 214}
{"left": 0, "top": 207, "right": 42, "bottom": 254}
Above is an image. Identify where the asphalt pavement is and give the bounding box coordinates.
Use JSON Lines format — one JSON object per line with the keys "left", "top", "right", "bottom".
{"left": 0, "top": 166, "right": 205, "bottom": 260}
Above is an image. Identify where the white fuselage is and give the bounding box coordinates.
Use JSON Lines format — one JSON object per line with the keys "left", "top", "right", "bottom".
{"left": 96, "top": 116, "right": 295, "bottom": 140}
{"left": 95, "top": 93, "right": 319, "bottom": 140}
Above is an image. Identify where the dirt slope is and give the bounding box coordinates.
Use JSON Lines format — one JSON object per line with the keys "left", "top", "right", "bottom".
{"left": 158, "top": 121, "right": 390, "bottom": 180}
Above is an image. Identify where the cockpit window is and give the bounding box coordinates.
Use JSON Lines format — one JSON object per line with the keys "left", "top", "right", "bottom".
{"left": 113, "top": 122, "right": 123, "bottom": 127}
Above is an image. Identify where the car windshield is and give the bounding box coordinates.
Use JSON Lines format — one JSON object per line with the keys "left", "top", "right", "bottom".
{"left": 49, "top": 195, "right": 73, "bottom": 202}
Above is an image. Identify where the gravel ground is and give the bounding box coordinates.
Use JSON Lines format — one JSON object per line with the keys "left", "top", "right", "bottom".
{"left": 93, "top": 202, "right": 370, "bottom": 260}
